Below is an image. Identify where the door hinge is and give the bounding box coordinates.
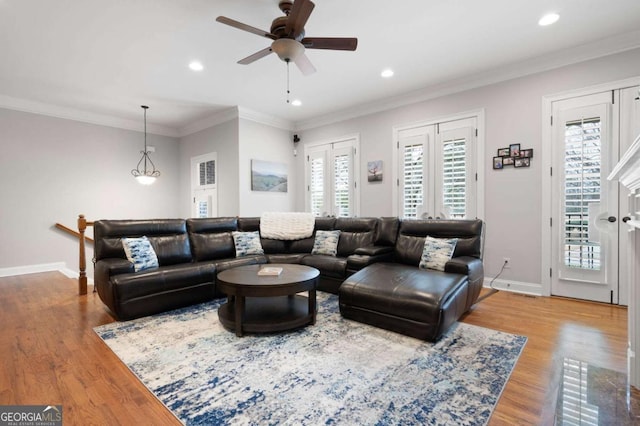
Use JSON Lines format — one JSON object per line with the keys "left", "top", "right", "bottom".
{"left": 550, "top": 268, "right": 552, "bottom": 278}
{"left": 397, "top": 141, "right": 400, "bottom": 149}
{"left": 306, "top": 155, "right": 309, "bottom": 162}
{"left": 397, "top": 178, "right": 400, "bottom": 186}
{"left": 436, "top": 123, "right": 440, "bottom": 134}
{"left": 612, "top": 90, "right": 615, "bottom": 104}
{"left": 550, "top": 167, "right": 553, "bottom": 177}
{"left": 611, "top": 290, "right": 614, "bottom": 304}
{"left": 550, "top": 116, "right": 553, "bottom": 126}
{"left": 550, "top": 217, "right": 553, "bottom": 227}
{"left": 193, "top": 197, "right": 195, "bottom": 203}
{"left": 307, "top": 185, "right": 310, "bottom": 191}
{"left": 354, "top": 181, "right": 357, "bottom": 189}
{"left": 475, "top": 172, "right": 478, "bottom": 181}
{"left": 475, "top": 128, "right": 478, "bottom": 137}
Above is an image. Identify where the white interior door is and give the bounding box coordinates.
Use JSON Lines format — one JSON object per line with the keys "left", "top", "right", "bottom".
{"left": 550, "top": 92, "right": 619, "bottom": 303}
{"left": 191, "top": 153, "right": 218, "bottom": 218}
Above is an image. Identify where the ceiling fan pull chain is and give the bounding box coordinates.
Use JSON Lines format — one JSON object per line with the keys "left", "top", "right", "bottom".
{"left": 286, "top": 59, "right": 291, "bottom": 104}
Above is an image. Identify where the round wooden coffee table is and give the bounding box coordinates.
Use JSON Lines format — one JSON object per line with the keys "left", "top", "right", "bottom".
{"left": 216, "top": 264, "right": 319, "bottom": 337}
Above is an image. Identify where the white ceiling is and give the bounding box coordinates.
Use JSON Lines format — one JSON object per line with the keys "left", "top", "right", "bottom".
{"left": 1, "top": 0, "right": 639, "bottom": 135}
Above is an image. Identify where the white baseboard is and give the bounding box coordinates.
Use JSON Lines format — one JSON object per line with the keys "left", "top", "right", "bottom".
{"left": 483, "top": 277, "right": 542, "bottom": 296}
{"left": 0, "top": 262, "right": 67, "bottom": 278}
{"left": 0, "top": 263, "right": 94, "bottom": 285}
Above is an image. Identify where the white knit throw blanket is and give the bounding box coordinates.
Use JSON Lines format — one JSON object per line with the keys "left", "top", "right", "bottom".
{"left": 260, "top": 212, "right": 315, "bottom": 240}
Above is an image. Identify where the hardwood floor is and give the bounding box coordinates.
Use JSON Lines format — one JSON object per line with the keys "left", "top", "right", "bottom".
{"left": 0, "top": 272, "right": 631, "bottom": 425}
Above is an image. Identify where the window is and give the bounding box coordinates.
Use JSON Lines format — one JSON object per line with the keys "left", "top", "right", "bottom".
{"left": 305, "top": 136, "right": 360, "bottom": 217}
{"left": 394, "top": 116, "right": 478, "bottom": 219}
{"left": 563, "top": 117, "right": 602, "bottom": 270}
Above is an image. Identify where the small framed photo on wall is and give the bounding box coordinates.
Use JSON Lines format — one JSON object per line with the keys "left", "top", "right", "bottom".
{"left": 514, "top": 157, "right": 530, "bottom": 168}
{"left": 520, "top": 149, "right": 534, "bottom": 158}
{"left": 509, "top": 143, "right": 521, "bottom": 158}
{"left": 502, "top": 156, "right": 514, "bottom": 166}
{"left": 493, "top": 156, "right": 504, "bottom": 169}
{"left": 497, "top": 148, "right": 510, "bottom": 157}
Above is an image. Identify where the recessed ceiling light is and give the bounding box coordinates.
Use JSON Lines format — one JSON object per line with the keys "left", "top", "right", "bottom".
{"left": 291, "top": 99, "right": 302, "bottom": 106}
{"left": 381, "top": 69, "right": 394, "bottom": 78}
{"left": 189, "top": 61, "right": 204, "bottom": 71}
{"left": 538, "top": 13, "right": 559, "bottom": 26}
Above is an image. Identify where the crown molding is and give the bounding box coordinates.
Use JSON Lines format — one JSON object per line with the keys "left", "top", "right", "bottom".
{"left": 237, "top": 106, "right": 294, "bottom": 131}
{"left": 0, "top": 94, "right": 179, "bottom": 137}
{"left": 295, "top": 30, "right": 640, "bottom": 131}
{"left": 177, "top": 107, "right": 239, "bottom": 137}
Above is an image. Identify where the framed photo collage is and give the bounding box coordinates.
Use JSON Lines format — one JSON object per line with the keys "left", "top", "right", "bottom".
{"left": 493, "top": 143, "right": 533, "bottom": 170}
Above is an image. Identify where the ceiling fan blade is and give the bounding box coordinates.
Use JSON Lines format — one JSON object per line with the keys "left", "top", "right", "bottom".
{"left": 302, "top": 37, "right": 358, "bottom": 51}
{"left": 216, "top": 16, "right": 276, "bottom": 40}
{"left": 294, "top": 52, "right": 316, "bottom": 76}
{"left": 285, "top": 0, "right": 315, "bottom": 38}
{"left": 238, "top": 47, "right": 273, "bottom": 65}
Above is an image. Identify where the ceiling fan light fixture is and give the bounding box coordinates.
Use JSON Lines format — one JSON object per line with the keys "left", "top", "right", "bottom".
{"left": 291, "top": 99, "right": 302, "bottom": 106}
{"left": 272, "top": 38, "right": 304, "bottom": 62}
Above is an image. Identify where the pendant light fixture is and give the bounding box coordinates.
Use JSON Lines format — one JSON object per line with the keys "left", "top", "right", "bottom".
{"left": 131, "top": 105, "right": 160, "bottom": 185}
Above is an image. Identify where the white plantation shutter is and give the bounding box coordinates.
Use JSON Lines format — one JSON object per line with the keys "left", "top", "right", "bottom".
{"left": 396, "top": 116, "right": 477, "bottom": 220}
{"left": 563, "top": 117, "right": 602, "bottom": 270}
{"left": 309, "top": 154, "right": 325, "bottom": 217}
{"left": 441, "top": 138, "right": 467, "bottom": 219}
{"left": 402, "top": 143, "right": 424, "bottom": 218}
{"left": 334, "top": 153, "right": 351, "bottom": 217}
{"left": 305, "top": 137, "right": 359, "bottom": 217}
{"left": 198, "top": 160, "right": 216, "bottom": 186}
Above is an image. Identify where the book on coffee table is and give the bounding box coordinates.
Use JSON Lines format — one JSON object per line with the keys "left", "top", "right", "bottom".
{"left": 257, "top": 267, "right": 283, "bottom": 276}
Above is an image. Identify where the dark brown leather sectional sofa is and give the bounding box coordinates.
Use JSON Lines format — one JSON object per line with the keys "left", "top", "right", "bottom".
{"left": 94, "top": 216, "right": 484, "bottom": 341}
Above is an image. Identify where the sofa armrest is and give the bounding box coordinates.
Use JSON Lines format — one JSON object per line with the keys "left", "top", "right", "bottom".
{"left": 354, "top": 246, "right": 394, "bottom": 256}
{"left": 347, "top": 248, "right": 394, "bottom": 272}
{"left": 95, "top": 258, "right": 134, "bottom": 287}
{"left": 445, "top": 256, "right": 483, "bottom": 281}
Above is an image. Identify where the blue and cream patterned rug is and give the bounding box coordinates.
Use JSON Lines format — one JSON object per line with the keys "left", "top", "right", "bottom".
{"left": 94, "top": 294, "right": 526, "bottom": 425}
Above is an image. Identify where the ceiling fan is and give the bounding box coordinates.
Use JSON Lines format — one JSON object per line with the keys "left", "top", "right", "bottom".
{"left": 216, "top": 0, "right": 357, "bottom": 76}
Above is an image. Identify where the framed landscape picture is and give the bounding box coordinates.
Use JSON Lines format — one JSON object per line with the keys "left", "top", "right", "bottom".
{"left": 251, "top": 160, "right": 288, "bottom": 192}
{"left": 367, "top": 160, "right": 383, "bottom": 182}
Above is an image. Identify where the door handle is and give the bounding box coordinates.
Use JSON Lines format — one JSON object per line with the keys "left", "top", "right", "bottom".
{"left": 622, "top": 216, "right": 631, "bottom": 223}
{"left": 600, "top": 216, "right": 617, "bottom": 223}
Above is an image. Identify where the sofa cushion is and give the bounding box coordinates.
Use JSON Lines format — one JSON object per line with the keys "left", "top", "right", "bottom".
{"left": 187, "top": 217, "right": 238, "bottom": 261}
{"left": 301, "top": 255, "right": 347, "bottom": 279}
{"left": 232, "top": 231, "right": 264, "bottom": 257}
{"left": 339, "top": 262, "right": 468, "bottom": 325}
{"left": 148, "top": 234, "right": 192, "bottom": 265}
{"left": 312, "top": 230, "right": 341, "bottom": 256}
{"left": 419, "top": 236, "right": 458, "bottom": 271}
{"left": 94, "top": 219, "right": 188, "bottom": 261}
{"left": 122, "top": 237, "right": 158, "bottom": 272}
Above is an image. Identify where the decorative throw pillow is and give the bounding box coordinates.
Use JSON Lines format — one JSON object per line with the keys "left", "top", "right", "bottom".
{"left": 232, "top": 231, "right": 264, "bottom": 257}
{"left": 419, "top": 236, "right": 458, "bottom": 271}
{"left": 311, "top": 230, "right": 341, "bottom": 256}
{"left": 122, "top": 236, "right": 159, "bottom": 272}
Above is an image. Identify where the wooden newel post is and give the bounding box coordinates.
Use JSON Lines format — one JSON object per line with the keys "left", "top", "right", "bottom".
{"left": 78, "top": 214, "right": 88, "bottom": 295}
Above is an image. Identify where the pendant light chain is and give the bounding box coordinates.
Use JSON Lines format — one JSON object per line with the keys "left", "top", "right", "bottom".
{"left": 131, "top": 105, "right": 160, "bottom": 184}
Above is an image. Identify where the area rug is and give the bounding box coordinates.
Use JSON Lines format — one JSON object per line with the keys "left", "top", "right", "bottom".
{"left": 94, "top": 294, "right": 526, "bottom": 425}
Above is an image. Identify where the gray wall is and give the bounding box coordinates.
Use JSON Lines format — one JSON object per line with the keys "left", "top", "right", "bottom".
{"left": 0, "top": 108, "right": 180, "bottom": 276}
{"left": 295, "top": 47, "right": 640, "bottom": 288}
{"left": 178, "top": 118, "right": 239, "bottom": 217}
{"left": 238, "top": 118, "right": 295, "bottom": 216}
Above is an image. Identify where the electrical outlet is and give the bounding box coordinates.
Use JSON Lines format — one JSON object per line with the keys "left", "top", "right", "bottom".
{"left": 503, "top": 257, "right": 511, "bottom": 268}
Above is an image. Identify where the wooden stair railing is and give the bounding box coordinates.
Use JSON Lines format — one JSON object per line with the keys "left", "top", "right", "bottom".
{"left": 55, "top": 215, "right": 94, "bottom": 295}
{"left": 77, "top": 215, "right": 94, "bottom": 295}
